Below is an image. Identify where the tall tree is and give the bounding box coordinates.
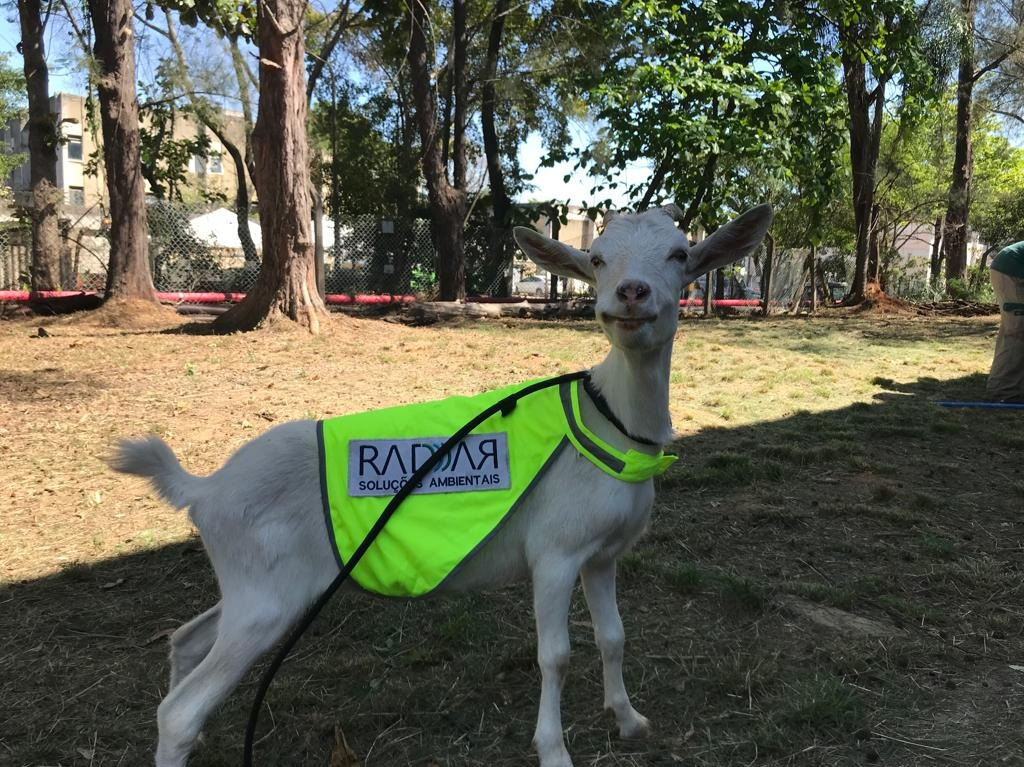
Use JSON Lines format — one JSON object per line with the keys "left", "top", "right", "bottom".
{"left": 17, "top": 0, "right": 61, "bottom": 291}
{"left": 214, "top": 0, "right": 329, "bottom": 331}
{"left": 407, "top": 0, "right": 468, "bottom": 300}
{"left": 579, "top": 0, "right": 844, "bottom": 232}
{"left": 942, "top": 0, "right": 1020, "bottom": 282}
{"left": 830, "top": 0, "right": 934, "bottom": 301}
{"left": 480, "top": 0, "right": 512, "bottom": 280}
{"left": 156, "top": 12, "right": 259, "bottom": 263}
{"left": 0, "top": 54, "right": 25, "bottom": 182}
{"left": 88, "top": 0, "right": 159, "bottom": 301}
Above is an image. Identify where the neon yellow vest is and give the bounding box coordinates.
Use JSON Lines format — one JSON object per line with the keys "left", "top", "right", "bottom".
{"left": 317, "top": 376, "right": 676, "bottom": 597}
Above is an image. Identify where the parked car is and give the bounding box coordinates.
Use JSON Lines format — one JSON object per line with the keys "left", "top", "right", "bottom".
{"left": 516, "top": 275, "right": 548, "bottom": 297}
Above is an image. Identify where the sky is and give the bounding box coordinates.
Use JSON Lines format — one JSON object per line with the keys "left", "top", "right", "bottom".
{"left": 518, "top": 129, "right": 651, "bottom": 209}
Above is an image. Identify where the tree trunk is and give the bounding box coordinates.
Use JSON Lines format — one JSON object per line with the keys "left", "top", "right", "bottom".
{"left": 452, "top": 0, "right": 468, "bottom": 191}
{"left": 943, "top": 0, "right": 975, "bottom": 284}
{"left": 867, "top": 203, "right": 881, "bottom": 283}
{"left": 88, "top": 0, "right": 157, "bottom": 301}
{"left": 407, "top": 0, "right": 466, "bottom": 301}
{"left": 930, "top": 214, "right": 944, "bottom": 284}
{"left": 18, "top": 0, "right": 61, "bottom": 291}
{"left": 228, "top": 36, "right": 257, "bottom": 183}
{"left": 311, "top": 170, "right": 326, "bottom": 296}
{"left": 841, "top": 37, "right": 885, "bottom": 303}
{"left": 215, "top": 0, "right": 329, "bottom": 332}
{"left": 481, "top": 0, "right": 512, "bottom": 292}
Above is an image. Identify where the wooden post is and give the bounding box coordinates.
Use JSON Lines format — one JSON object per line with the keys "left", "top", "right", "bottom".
{"left": 809, "top": 244, "right": 818, "bottom": 313}
{"left": 761, "top": 232, "right": 775, "bottom": 317}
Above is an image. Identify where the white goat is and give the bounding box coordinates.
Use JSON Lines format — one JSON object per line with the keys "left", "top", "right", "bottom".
{"left": 112, "top": 203, "right": 773, "bottom": 767}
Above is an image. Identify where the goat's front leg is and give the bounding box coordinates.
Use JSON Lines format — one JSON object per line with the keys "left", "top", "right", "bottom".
{"left": 531, "top": 558, "right": 580, "bottom": 767}
{"left": 581, "top": 559, "right": 650, "bottom": 739}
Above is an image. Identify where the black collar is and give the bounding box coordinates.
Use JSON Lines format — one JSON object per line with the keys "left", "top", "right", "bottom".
{"left": 581, "top": 372, "right": 660, "bottom": 447}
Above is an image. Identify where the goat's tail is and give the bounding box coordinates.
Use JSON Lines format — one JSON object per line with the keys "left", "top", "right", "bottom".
{"left": 109, "top": 436, "right": 203, "bottom": 510}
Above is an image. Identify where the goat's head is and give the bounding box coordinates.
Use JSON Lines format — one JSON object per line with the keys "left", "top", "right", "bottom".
{"left": 514, "top": 204, "right": 774, "bottom": 352}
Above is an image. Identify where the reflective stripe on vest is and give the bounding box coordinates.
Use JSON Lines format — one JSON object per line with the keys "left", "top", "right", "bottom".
{"left": 318, "top": 377, "right": 677, "bottom": 597}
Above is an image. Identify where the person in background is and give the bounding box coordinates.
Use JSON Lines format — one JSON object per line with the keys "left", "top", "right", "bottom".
{"left": 987, "top": 240, "right": 1024, "bottom": 402}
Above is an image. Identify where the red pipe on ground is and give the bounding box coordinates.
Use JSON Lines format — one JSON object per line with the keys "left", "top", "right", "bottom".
{"left": 680, "top": 298, "right": 762, "bottom": 307}
{"left": 0, "top": 290, "right": 415, "bottom": 305}
{"left": 0, "top": 291, "right": 762, "bottom": 308}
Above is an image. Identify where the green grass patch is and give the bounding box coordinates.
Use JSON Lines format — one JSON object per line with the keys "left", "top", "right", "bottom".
{"left": 665, "top": 563, "right": 704, "bottom": 595}
{"left": 931, "top": 419, "right": 964, "bottom": 435}
{"left": 713, "top": 569, "right": 768, "bottom": 612}
{"left": 826, "top": 503, "right": 921, "bottom": 528}
{"left": 920, "top": 532, "right": 956, "bottom": 559}
{"left": 755, "top": 678, "right": 865, "bottom": 754}
{"left": 781, "top": 581, "right": 855, "bottom": 609}
{"left": 871, "top": 485, "right": 896, "bottom": 502}
{"left": 878, "top": 595, "right": 941, "bottom": 626}
{"left": 992, "top": 431, "right": 1024, "bottom": 449}
{"left": 618, "top": 551, "right": 646, "bottom": 577}
{"left": 911, "top": 492, "right": 938, "bottom": 511}
{"left": 776, "top": 678, "right": 863, "bottom": 731}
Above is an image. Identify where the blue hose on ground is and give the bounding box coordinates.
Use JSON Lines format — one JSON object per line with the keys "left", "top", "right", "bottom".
{"left": 936, "top": 401, "right": 1024, "bottom": 409}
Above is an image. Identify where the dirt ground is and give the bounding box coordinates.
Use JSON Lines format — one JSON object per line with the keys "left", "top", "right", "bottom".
{"left": 2, "top": 307, "right": 1023, "bottom": 767}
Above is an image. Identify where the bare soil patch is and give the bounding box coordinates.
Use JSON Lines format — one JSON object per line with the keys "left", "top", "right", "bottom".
{"left": 2, "top": 310, "right": 1022, "bottom": 767}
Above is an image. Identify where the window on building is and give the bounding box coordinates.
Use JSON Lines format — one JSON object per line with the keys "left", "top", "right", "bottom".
{"left": 68, "top": 186, "right": 85, "bottom": 206}
{"left": 194, "top": 155, "right": 206, "bottom": 174}
{"left": 67, "top": 138, "right": 83, "bottom": 161}
{"left": 208, "top": 153, "right": 223, "bottom": 174}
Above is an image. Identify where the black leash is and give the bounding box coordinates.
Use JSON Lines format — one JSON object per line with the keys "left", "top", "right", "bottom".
{"left": 242, "top": 370, "right": 589, "bottom": 767}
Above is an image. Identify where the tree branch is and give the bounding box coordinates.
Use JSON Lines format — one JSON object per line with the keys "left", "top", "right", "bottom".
{"left": 971, "top": 49, "right": 1015, "bottom": 83}
{"left": 306, "top": 0, "right": 360, "bottom": 100}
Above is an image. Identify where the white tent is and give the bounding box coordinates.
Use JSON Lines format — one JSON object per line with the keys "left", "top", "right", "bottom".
{"left": 188, "top": 208, "right": 262, "bottom": 251}
{"left": 320, "top": 218, "right": 355, "bottom": 250}
{"left": 187, "top": 209, "right": 352, "bottom": 251}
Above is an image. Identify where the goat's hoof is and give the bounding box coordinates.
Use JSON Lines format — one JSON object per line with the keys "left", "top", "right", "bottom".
{"left": 616, "top": 710, "right": 652, "bottom": 739}
{"left": 538, "top": 752, "right": 574, "bottom": 767}
{"left": 535, "top": 740, "right": 574, "bottom": 767}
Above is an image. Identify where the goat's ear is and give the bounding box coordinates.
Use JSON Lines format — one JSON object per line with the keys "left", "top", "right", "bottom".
{"left": 513, "top": 226, "right": 595, "bottom": 285}
{"left": 687, "top": 204, "right": 774, "bottom": 276}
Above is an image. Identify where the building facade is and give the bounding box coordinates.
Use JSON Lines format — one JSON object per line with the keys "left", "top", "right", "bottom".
{"left": 1, "top": 92, "right": 250, "bottom": 216}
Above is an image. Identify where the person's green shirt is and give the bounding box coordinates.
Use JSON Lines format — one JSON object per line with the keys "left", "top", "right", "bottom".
{"left": 991, "top": 241, "right": 1024, "bottom": 279}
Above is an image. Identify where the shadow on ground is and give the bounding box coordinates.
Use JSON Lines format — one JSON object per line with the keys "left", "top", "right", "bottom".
{"left": 3, "top": 372, "right": 1022, "bottom": 766}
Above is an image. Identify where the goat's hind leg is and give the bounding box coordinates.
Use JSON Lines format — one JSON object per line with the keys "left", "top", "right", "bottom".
{"left": 154, "top": 596, "right": 300, "bottom": 767}
{"left": 581, "top": 558, "right": 650, "bottom": 739}
{"left": 168, "top": 603, "right": 221, "bottom": 690}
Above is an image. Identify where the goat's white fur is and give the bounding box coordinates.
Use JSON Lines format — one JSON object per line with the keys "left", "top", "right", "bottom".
{"left": 112, "top": 203, "right": 772, "bottom": 767}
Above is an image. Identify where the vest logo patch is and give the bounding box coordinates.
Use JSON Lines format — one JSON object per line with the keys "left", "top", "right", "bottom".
{"left": 347, "top": 432, "right": 511, "bottom": 497}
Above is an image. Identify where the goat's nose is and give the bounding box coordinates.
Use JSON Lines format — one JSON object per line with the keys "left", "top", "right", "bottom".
{"left": 616, "top": 280, "right": 651, "bottom": 304}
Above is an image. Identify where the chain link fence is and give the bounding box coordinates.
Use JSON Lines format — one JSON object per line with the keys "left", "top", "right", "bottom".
{"left": 1, "top": 217, "right": 112, "bottom": 291}
{"left": 1, "top": 202, "right": 443, "bottom": 295}
{"left": 2, "top": 201, "right": 946, "bottom": 310}
{"left": 146, "top": 201, "right": 441, "bottom": 295}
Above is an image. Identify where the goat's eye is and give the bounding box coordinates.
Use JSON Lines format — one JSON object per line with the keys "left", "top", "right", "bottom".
{"left": 669, "top": 248, "right": 688, "bottom": 262}
{"left": 590, "top": 254, "right": 603, "bottom": 268}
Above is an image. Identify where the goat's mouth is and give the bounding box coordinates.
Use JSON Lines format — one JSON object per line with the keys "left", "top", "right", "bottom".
{"left": 602, "top": 314, "right": 656, "bottom": 331}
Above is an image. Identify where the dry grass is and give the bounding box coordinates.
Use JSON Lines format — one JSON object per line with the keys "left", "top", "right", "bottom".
{"left": 2, "top": 307, "right": 1023, "bottom": 767}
